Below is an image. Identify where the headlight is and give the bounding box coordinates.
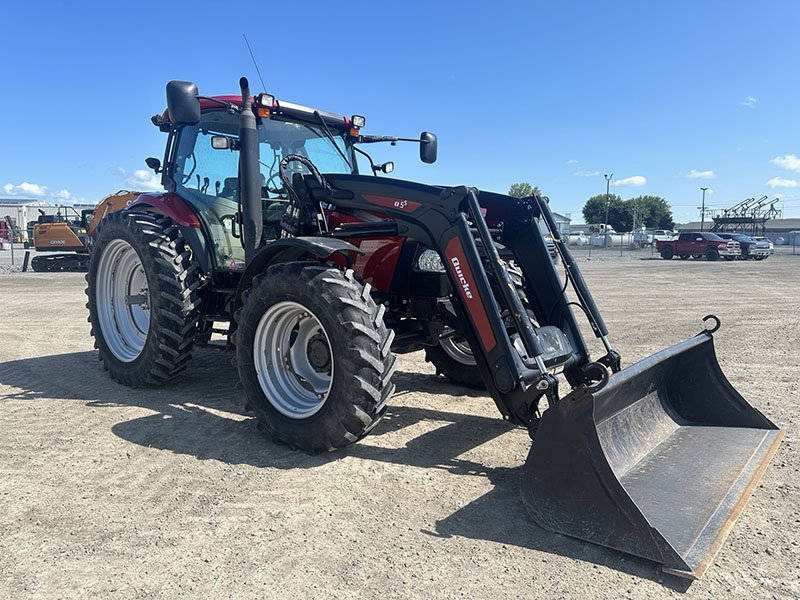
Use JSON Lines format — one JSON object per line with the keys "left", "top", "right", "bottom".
{"left": 417, "top": 249, "right": 445, "bottom": 273}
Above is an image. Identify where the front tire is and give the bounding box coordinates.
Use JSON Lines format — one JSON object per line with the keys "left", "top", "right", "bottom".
{"left": 705, "top": 247, "right": 719, "bottom": 261}
{"left": 425, "top": 336, "right": 484, "bottom": 388}
{"left": 86, "top": 211, "right": 200, "bottom": 386}
{"left": 234, "top": 263, "right": 396, "bottom": 453}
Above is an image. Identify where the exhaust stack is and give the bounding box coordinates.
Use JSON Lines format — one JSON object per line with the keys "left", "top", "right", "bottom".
{"left": 238, "top": 77, "right": 262, "bottom": 263}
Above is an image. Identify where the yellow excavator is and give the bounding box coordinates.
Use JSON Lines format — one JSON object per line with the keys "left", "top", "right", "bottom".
{"left": 30, "top": 190, "right": 138, "bottom": 271}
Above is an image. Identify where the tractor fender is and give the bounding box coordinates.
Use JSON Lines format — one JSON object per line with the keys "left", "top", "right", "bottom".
{"left": 127, "top": 192, "right": 201, "bottom": 228}
{"left": 233, "top": 237, "right": 364, "bottom": 313}
{"left": 123, "top": 194, "right": 209, "bottom": 273}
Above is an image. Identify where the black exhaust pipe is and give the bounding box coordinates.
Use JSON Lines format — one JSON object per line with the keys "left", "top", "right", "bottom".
{"left": 238, "top": 77, "right": 261, "bottom": 263}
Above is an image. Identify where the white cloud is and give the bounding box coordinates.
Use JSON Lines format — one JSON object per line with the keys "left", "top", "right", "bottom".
{"left": 740, "top": 96, "right": 758, "bottom": 108}
{"left": 770, "top": 154, "right": 800, "bottom": 172}
{"left": 2, "top": 182, "right": 84, "bottom": 203}
{"left": 574, "top": 169, "right": 600, "bottom": 177}
{"left": 566, "top": 159, "right": 579, "bottom": 165}
{"left": 611, "top": 175, "right": 646, "bottom": 187}
{"left": 687, "top": 169, "right": 716, "bottom": 179}
{"left": 52, "top": 189, "right": 72, "bottom": 200}
{"left": 3, "top": 182, "right": 48, "bottom": 197}
{"left": 766, "top": 176, "right": 799, "bottom": 188}
{"left": 116, "top": 167, "right": 162, "bottom": 191}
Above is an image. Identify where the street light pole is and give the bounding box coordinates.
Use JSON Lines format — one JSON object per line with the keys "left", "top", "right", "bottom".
{"left": 700, "top": 187, "right": 708, "bottom": 230}
{"left": 604, "top": 173, "right": 613, "bottom": 248}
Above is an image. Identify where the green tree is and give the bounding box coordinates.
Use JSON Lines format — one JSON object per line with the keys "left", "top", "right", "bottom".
{"left": 508, "top": 182, "right": 542, "bottom": 198}
{"left": 628, "top": 195, "right": 675, "bottom": 230}
{"left": 583, "top": 194, "right": 676, "bottom": 232}
{"left": 582, "top": 193, "right": 626, "bottom": 229}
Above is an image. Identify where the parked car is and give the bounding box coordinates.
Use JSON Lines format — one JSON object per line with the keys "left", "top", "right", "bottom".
{"left": 715, "top": 233, "right": 771, "bottom": 260}
{"left": 752, "top": 236, "right": 774, "bottom": 259}
{"left": 655, "top": 232, "right": 741, "bottom": 261}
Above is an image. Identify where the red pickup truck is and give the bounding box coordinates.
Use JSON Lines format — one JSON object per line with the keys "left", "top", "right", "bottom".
{"left": 656, "top": 232, "right": 741, "bottom": 261}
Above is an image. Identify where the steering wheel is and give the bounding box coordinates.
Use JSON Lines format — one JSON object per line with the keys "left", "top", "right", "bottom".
{"left": 278, "top": 154, "right": 331, "bottom": 194}
{"left": 263, "top": 171, "right": 285, "bottom": 196}
{"left": 180, "top": 153, "right": 197, "bottom": 185}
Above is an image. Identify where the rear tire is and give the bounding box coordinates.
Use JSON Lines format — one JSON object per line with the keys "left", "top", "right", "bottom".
{"left": 234, "top": 263, "right": 396, "bottom": 453}
{"left": 86, "top": 211, "right": 200, "bottom": 386}
{"left": 660, "top": 246, "right": 674, "bottom": 259}
{"left": 705, "top": 247, "right": 719, "bottom": 261}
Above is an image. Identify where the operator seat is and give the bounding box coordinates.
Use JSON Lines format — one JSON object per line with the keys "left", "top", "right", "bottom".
{"left": 220, "top": 177, "right": 238, "bottom": 199}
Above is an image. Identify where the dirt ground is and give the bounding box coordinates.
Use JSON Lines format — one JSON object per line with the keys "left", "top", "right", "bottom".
{"left": 0, "top": 251, "right": 798, "bottom": 599}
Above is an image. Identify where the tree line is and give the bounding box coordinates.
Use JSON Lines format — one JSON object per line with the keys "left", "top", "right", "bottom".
{"left": 582, "top": 194, "right": 674, "bottom": 231}
{"left": 507, "top": 183, "right": 675, "bottom": 232}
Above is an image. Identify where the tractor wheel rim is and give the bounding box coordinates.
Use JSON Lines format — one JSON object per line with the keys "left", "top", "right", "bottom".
{"left": 254, "top": 301, "right": 333, "bottom": 419}
{"left": 440, "top": 336, "right": 476, "bottom": 366}
{"left": 96, "top": 239, "right": 150, "bottom": 362}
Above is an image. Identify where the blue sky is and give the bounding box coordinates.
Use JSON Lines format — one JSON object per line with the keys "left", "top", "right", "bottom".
{"left": 1, "top": 1, "right": 799, "bottom": 223}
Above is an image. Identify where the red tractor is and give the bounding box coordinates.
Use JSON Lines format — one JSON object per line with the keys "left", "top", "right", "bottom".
{"left": 86, "top": 78, "right": 782, "bottom": 579}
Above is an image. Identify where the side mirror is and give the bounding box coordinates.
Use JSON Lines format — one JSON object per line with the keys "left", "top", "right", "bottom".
{"left": 419, "top": 131, "right": 438, "bottom": 164}
{"left": 145, "top": 157, "right": 161, "bottom": 173}
{"left": 166, "top": 80, "right": 201, "bottom": 126}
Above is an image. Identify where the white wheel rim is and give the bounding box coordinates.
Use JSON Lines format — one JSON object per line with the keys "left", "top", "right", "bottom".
{"left": 254, "top": 301, "right": 333, "bottom": 419}
{"left": 96, "top": 239, "right": 150, "bottom": 362}
{"left": 440, "top": 336, "right": 476, "bottom": 366}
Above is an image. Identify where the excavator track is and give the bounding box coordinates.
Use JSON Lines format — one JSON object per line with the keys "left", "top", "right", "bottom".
{"left": 30, "top": 253, "right": 90, "bottom": 272}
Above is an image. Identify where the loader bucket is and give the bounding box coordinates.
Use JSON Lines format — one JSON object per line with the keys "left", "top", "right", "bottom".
{"left": 521, "top": 332, "right": 783, "bottom": 579}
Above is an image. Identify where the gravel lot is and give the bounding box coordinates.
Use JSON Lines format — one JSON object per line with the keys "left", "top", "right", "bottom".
{"left": 0, "top": 251, "right": 798, "bottom": 599}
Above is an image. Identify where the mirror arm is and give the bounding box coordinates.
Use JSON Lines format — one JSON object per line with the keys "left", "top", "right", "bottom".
{"left": 353, "top": 145, "right": 377, "bottom": 173}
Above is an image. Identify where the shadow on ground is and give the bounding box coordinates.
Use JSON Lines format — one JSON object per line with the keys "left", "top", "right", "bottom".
{"left": 0, "top": 349, "right": 691, "bottom": 591}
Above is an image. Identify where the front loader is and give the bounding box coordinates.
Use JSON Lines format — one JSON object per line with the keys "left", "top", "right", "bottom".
{"left": 86, "top": 77, "right": 782, "bottom": 579}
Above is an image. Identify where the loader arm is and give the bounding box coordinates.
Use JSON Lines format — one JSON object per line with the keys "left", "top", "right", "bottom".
{"left": 300, "top": 174, "right": 605, "bottom": 429}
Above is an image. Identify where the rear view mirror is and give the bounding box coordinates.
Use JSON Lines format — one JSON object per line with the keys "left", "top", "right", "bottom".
{"left": 419, "top": 131, "right": 438, "bottom": 164}
{"left": 145, "top": 157, "right": 161, "bottom": 173}
{"left": 166, "top": 80, "right": 201, "bottom": 126}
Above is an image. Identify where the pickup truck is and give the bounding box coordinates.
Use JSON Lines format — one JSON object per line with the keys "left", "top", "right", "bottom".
{"left": 656, "top": 232, "right": 741, "bottom": 261}
{"left": 653, "top": 229, "right": 677, "bottom": 242}
{"left": 716, "top": 232, "right": 771, "bottom": 260}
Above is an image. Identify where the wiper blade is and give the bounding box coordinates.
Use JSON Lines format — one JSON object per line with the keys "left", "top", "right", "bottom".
{"left": 314, "top": 111, "right": 351, "bottom": 169}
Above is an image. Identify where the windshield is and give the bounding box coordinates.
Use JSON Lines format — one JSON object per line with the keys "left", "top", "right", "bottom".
{"left": 705, "top": 233, "right": 724, "bottom": 241}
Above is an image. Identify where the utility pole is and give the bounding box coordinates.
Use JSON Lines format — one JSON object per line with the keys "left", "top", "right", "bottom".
{"left": 604, "top": 173, "right": 613, "bottom": 248}
{"left": 699, "top": 187, "right": 708, "bottom": 230}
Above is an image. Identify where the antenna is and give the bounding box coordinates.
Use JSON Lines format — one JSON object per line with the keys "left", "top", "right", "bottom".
{"left": 243, "top": 34, "right": 267, "bottom": 92}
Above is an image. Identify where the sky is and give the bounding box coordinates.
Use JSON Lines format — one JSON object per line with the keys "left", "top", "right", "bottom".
{"left": 1, "top": 1, "right": 799, "bottom": 224}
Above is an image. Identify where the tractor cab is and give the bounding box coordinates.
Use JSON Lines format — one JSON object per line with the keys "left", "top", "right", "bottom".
{"left": 154, "top": 91, "right": 359, "bottom": 272}
{"left": 151, "top": 80, "right": 436, "bottom": 275}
